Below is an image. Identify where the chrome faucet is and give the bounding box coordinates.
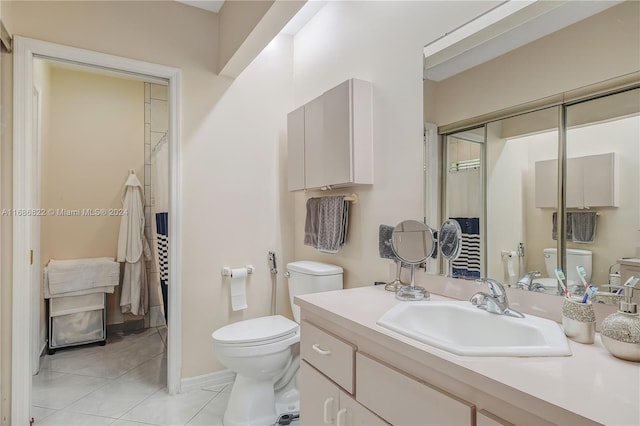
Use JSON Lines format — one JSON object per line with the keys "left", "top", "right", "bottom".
{"left": 470, "top": 278, "right": 525, "bottom": 318}
{"left": 516, "top": 271, "right": 545, "bottom": 292}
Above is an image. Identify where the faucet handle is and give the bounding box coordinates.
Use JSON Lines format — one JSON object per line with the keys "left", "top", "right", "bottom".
{"left": 475, "top": 278, "right": 506, "bottom": 298}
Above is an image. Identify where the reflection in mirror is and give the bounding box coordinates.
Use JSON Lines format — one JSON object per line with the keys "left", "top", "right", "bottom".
{"left": 391, "top": 219, "right": 435, "bottom": 301}
{"left": 439, "top": 219, "right": 462, "bottom": 277}
{"left": 486, "top": 106, "right": 560, "bottom": 294}
{"left": 566, "top": 88, "right": 640, "bottom": 297}
{"left": 444, "top": 127, "right": 484, "bottom": 279}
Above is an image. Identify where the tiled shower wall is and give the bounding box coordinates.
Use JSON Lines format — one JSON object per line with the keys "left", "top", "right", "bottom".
{"left": 145, "top": 82, "right": 168, "bottom": 328}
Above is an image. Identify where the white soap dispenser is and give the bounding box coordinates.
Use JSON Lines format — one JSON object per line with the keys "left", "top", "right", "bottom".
{"left": 600, "top": 276, "right": 640, "bottom": 361}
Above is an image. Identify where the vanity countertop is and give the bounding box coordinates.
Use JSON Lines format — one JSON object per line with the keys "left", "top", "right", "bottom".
{"left": 296, "top": 285, "right": 640, "bottom": 426}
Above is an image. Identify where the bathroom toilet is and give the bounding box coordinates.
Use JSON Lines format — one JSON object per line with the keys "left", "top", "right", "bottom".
{"left": 540, "top": 248, "right": 592, "bottom": 292}
{"left": 211, "top": 261, "right": 343, "bottom": 426}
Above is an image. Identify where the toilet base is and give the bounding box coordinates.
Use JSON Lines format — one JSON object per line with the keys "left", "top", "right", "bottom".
{"left": 223, "top": 374, "right": 278, "bottom": 426}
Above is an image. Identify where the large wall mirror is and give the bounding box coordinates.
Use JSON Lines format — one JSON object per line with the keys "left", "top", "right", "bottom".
{"left": 443, "top": 127, "right": 485, "bottom": 279}
{"left": 442, "top": 86, "right": 640, "bottom": 297}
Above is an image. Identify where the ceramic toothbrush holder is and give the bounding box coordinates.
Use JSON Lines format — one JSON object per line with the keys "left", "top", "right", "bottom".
{"left": 562, "top": 297, "right": 596, "bottom": 344}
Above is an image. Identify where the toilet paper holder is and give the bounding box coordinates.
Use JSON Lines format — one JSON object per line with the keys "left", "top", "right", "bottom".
{"left": 221, "top": 265, "right": 254, "bottom": 277}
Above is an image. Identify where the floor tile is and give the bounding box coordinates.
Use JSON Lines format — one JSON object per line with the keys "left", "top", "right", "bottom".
{"left": 110, "top": 420, "right": 160, "bottom": 426}
{"left": 30, "top": 405, "right": 57, "bottom": 422}
{"left": 186, "top": 392, "right": 229, "bottom": 426}
{"left": 66, "top": 355, "right": 165, "bottom": 418}
{"left": 32, "top": 370, "right": 111, "bottom": 409}
{"left": 201, "top": 383, "right": 233, "bottom": 393}
{"left": 44, "top": 332, "right": 165, "bottom": 379}
{"left": 65, "top": 378, "right": 160, "bottom": 419}
{"left": 34, "top": 409, "right": 115, "bottom": 426}
{"left": 120, "top": 389, "right": 217, "bottom": 426}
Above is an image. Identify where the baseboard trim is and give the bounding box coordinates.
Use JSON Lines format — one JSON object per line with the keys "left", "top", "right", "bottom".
{"left": 181, "top": 369, "right": 236, "bottom": 393}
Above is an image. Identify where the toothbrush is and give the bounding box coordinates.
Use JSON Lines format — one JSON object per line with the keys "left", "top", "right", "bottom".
{"left": 581, "top": 286, "right": 597, "bottom": 303}
{"left": 615, "top": 277, "right": 640, "bottom": 294}
{"left": 555, "top": 268, "right": 571, "bottom": 298}
{"left": 576, "top": 265, "right": 595, "bottom": 303}
{"left": 576, "top": 265, "right": 589, "bottom": 289}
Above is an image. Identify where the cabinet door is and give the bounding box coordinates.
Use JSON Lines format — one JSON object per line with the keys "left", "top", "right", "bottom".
{"left": 566, "top": 157, "right": 583, "bottom": 208}
{"left": 338, "top": 390, "right": 388, "bottom": 426}
{"left": 320, "top": 80, "right": 352, "bottom": 187}
{"left": 477, "top": 410, "right": 515, "bottom": 426}
{"left": 301, "top": 360, "right": 340, "bottom": 426}
{"left": 304, "top": 96, "right": 327, "bottom": 189}
{"left": 356, "top": 353, "right": 474, "bottom": 425}
{"left": 583, "top": 153, "right": 618, "bottom": 207}
{"left": 287, "top": 106, "right": 306, "bottom": 191}
{"left": 534, "top": 159, "right": 558, "bottom": 208}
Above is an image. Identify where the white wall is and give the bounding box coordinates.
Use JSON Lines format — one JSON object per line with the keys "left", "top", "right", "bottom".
{"left": 291, "top": 1, "right": 499, "bottom": 287}
{"left": 181, "top": 34, "right": 295, "bottom": 375}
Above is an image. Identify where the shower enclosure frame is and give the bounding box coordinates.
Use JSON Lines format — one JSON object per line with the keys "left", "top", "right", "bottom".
{"left": 11, "top": 36, "right": 183, "bottom": 424}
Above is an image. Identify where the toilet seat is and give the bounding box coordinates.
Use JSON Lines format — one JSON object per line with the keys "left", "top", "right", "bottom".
{"left": 212, "top": 315, "right": 299, "bottom": 347}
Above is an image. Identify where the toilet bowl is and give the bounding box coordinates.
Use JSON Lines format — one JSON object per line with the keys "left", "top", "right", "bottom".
{"left": 212, "top": 261, "right": 343, "bottom": 426}
{"left": 540, "top": 248, "right": 592, "bottom": 293}
{"left": 212, "top": 315, "right": 300, "bottom": 426}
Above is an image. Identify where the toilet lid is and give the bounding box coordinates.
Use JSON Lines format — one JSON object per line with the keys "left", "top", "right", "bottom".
{"left": 212, "top": 315, "right": 298, "bottom": 345}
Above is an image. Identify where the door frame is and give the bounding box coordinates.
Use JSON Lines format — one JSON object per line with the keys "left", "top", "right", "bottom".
{"left": 12, "top": 36, "right": 183, "bottom": 424}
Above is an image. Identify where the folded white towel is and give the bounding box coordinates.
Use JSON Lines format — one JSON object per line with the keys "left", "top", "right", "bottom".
{"left": 46, "top": 257, "right": 120, "bottom": 295}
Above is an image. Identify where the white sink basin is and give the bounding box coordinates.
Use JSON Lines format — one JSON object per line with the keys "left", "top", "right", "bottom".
{"left": 377, "top": 301, "right": 571, "bottom": 357}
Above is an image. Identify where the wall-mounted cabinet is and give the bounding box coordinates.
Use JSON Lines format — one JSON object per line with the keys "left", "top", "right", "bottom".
{"left": 535, "top": 152, "right": 618, "bottom": 208}
{"left": 287, "top": 79, "right": 373, "bottom": 191}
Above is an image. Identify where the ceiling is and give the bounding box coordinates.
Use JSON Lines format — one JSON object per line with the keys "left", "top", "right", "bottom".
{"left": 176, "top": 1, "right": 225, "bottom": 14}
{"left": 175, "top": 0, "right": 325, "bottom": 36}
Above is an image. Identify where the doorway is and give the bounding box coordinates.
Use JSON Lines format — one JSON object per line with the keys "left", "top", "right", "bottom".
{"left": 12, "top": 36, "right": 182, "bottom": 424}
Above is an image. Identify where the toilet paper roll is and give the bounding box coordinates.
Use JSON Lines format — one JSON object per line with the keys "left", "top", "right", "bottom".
{"left": 230, "top": 268, "right": 248, "bottom": 311}
{"left": 503, "top": 251, "right": 517, "bottom": 283}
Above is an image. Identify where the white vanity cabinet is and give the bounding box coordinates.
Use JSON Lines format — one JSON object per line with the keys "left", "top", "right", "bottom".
{"left": 535, "top": 152, "right": 618, "bottom": 208}
{"left": 356, "top": 352, "right": 474, "bottom": 425}
{"left": 300, "top": 321, "right": 387, "bottom": 425}
{"left": 477, "top": 410, "right": 515, "bottom": 426}
{"left": 301, "top": 361, "right": 387, "bottom": 426}
{"left": 299, "top": 320, "right": 473, "bottom": 426}
{"left": 286, "top": 78, "right": 373, "bottom": 191}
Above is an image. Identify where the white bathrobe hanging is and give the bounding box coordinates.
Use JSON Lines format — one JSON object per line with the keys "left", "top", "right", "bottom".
{"left": 117, "top": 171, "right": 151, "bottom": 316}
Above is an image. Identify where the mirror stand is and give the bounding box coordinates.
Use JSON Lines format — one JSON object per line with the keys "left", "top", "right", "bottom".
{"left": 385, "top": 260, "right": 406, "bottom": 292}
{"left": 396, "top": 264, "right": 429, "bottom": 301}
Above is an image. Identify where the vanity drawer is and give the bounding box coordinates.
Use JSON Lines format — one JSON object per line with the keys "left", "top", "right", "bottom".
{"left": 301, "top": 321, "right": 355, "bottom": 393}
{"left": 356, "top": 352, "right": 475, "bottom": 425}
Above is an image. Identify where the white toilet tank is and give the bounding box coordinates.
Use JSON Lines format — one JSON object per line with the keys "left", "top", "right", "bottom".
{"left": 287, "top": 261, "right": 343, "bottom": 323}
{"left": 543, "top": 248, "right": 592, "bottom": 283}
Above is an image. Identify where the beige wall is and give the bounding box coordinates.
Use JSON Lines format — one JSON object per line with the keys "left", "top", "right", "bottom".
{"left": 39, "top": 64, "right": 144, "bottom": 333}
{"left": 1, "top": 0, "right": 295, "bottom": 392}
{"left": 0, "top": 1, "right": 12, "bottom": 422}
{"left": 433, "top": 1, "right": 640, "bottom": 126}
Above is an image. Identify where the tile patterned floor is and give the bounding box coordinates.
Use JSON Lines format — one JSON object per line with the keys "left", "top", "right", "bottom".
{"left": 32, "top": 327, "right": 231, "bottom": 426}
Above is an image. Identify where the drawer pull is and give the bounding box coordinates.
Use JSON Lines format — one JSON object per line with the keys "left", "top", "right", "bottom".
{"left": 323, "top": 397, "right": 334, "bottom": 424}
{"left": 312, "top": 343, "right": 332, "bottom": 356}
{"left": 336, "top": 408, "right": 347, "bottom": 426}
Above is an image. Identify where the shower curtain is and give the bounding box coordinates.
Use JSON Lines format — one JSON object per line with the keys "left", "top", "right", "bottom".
{"left": 152, "top": 135, "right": 169, "bottom": 322}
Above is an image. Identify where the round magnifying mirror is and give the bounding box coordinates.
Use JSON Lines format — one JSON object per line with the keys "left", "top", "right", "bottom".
{"left": 391, "top": 220, "right": 435, "bottom": 301}
{"left": 438, "top": 219, "right": 462, "bottom": 277}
